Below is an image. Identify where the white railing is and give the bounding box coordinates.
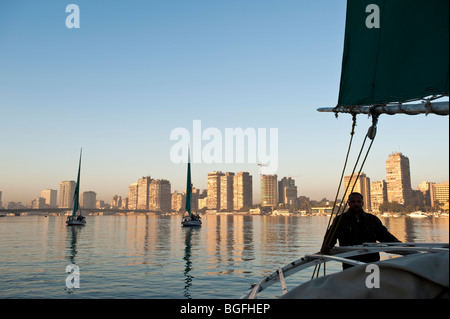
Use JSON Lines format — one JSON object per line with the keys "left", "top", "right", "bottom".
{"left": 240, "top": 242, "right": 449, "bottom": 299}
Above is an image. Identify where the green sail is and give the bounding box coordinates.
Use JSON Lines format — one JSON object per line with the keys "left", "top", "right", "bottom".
{"left": 185, "top": 150, "right": 192, "bottom": 217}
{"left": 337, "top": 0, "right": 449, "bottom": 107}
{"left": 72, "top": 149, "right": 82, "bottom": 217}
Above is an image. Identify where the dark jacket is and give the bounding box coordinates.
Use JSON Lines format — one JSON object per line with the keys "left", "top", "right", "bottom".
{"left": 324, "top": 209, "right": 400, "bottom": 267}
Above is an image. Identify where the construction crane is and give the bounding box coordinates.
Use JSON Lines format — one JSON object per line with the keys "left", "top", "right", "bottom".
{"left": 257, "top": 162, "right": 268, "bottom": 177}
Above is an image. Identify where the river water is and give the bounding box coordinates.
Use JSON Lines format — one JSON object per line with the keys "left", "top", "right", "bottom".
{"left": 0, "top": 214, "right": 448, "bottom": 299}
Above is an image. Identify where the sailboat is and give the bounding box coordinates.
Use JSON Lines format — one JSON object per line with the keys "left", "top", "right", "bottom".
{"left": 181, "top": 150, "right": 202, "bottom": 227}
{"left": 242, "top": 0, "right": 448, "bottom": 299}
{"left": 66, "top": 149, "right": 86, "bottom": 226}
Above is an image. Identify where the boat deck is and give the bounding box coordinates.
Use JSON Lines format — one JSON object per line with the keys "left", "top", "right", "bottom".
{"left": 240, "top": 242, "right": 449, "bottom": 299}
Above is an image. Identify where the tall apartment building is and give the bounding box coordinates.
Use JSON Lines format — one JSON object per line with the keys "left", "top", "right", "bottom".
{"left": 171, "top": 191, "right": 185, "bottom": 212}
{"left": 278, "top": 177, "right": 297, "bottom": 206}
{"left": 191, "top": 187, "right": 200, "bottom": 213}
{"left": 30, "top": 197, "right": 46, "bottom": 209}
{"left": 121, "top": 197, "right": 129, "bottom": 210}
{"left": 370, "top": 180, "right": 388, "bottom": 212}
{"left": 81, "top": 191, "right": 97, "bottom": 209}
{"left": 385, "top": 152, "right": 412, "bottom": 205}
{"left": 417, "top": 181, "right": 433, "bottom": 207}
{"left": 207, "top": 171, "right": 224, "bottom": 210}
{"left": 149, "top": 179, "right": 171, "bottom": 212}
{"left": 220, "top": 172, "right": 235, "bottom": 211}
{"left": 344, "top": 172, "right": 371, "bottom": 211}
{"left": 128, "top": 183, "right": 138, "bottom": 210}
{"left": 59, "top": 181, "right": 76, "bottom": 208}
{"left": 233, "top": 172, "right": 252, "bottom": 210}
{"left": 430, "top": 181, "right": 449, "bottom": 210}
{"left": 40, "top": 189, "right": 57, "bottom": 208}
{"left": 137, "top": 176, "right": 152, "bottom": 210}
{"left": 198, "top": 189, "right": 208, "bottom": 210}
{"left": 111, "top": 195, "right": 122, "bottom": 209}
{"left": 261, "top": 174, "right": 277, "bottom": 207}
{"left": 0, "top": 190, "right": 3, "bottom": 208}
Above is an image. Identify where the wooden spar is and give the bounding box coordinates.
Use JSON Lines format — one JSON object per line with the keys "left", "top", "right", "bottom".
{"left": 317, "top": 101, "right": 449, "bottom": 116}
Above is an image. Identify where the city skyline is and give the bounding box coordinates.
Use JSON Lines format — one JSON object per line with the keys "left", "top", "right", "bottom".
{"left": 2, "top": 150, "right": 448, "bottom": 211}
{"left": 1, "top": 1, "right": 448, "bottom": 204}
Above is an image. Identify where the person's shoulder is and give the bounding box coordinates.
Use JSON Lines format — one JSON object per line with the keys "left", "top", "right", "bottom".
{"left": 363, "top": 212, "right": 382, "bottom": 222}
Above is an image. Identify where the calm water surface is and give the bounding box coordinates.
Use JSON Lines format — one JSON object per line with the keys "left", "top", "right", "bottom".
{"left": 0, "top": 214, "right": 448, "bottom": 299}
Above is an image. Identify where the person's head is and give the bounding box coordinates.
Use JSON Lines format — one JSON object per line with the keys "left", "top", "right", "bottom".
{"left": 347, "top": 192, "right": 364, "bottom": 213}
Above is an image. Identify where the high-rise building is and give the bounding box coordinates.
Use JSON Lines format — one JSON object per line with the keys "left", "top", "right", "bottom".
{"left": 121, "top": 197, "right": 129, "bottom": 210}
{"left": 198, "top": 189, "right": 208, "bottom": 210}
{"left": 149, "top": 179, "right": 171, "bottom": 212}
{"left": 233, "top": 172, "right": 252, "bottom": 210}
{"left": 370, "top": 180, "right": 387, "bottom": 212}
{"left": 417, "top": 181, "right": 433, "bottom": 207}
{"left": 278, "top": 177, "right": 297, "bottom": 206}
{"left": 171, "top": 191, "right": 185, "bottom": 212}
{"left": 128, "top": 183, "right": 138, "bottom": 210}
{"left": 261, "top": 174, "right": 277, "bottom": 207}
{"left": 207, "top": 171, "right": 224, "bottom": 210}
{"left": 137, "top": 176, "right": 152, "bottom": 210}
{"left": 344, "top": 172, "right": 371, "bottom": 211}
{"left": 41, "top": 189, "right": 57, "bottom": 208}
{"left": 59, "top": 181, "right": 76, "bottom": 208}
{"left": 191, "top": 187, "right": 200, "bottom": 213}
{"left": 110, "top": 195, "right": 122, "bottom": 209}
{"left": 385, "top": 152, "right": 412, "bottom": 205}
{"left": 0, "top": 190, "right": 3, "bottom": 208}
{"left": 220, "top": 172, "right": 235, "bottom": 211}
{"left": 30, "top": 197, "right": 46, "bottom": 209}
{"left": 96, "top": 200, "right": 108, "bottom": 209}
{"left": 81, "top": 191, "right": 97, "bottom": 209}
{"left": 431, "top": 181, "right": 449, "bottom": 210}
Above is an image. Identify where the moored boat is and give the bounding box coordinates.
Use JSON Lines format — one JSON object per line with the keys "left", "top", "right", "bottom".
{"left": 408, "top": 211, "right": 428, "bottom": 218}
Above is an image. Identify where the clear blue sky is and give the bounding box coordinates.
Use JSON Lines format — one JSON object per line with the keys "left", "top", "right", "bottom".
{"left": 1, "top": 0, "right": 448, "bottom": 204}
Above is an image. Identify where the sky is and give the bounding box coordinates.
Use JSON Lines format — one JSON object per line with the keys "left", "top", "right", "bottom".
{"left": 0, "top": 0, "right": 448, "bottom": 205}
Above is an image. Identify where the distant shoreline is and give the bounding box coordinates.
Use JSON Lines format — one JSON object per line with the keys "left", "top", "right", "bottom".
{"left": 1, "top": 209, "right": 448, "bottom": 218}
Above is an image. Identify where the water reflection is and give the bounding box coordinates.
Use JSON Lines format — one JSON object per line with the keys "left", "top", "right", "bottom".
{"left": 0, "top": 214, "right": 447, "bottom": 298}
{"left": 66, "top": 226, "right": 84, "bottom": 294}
{"left": 183, "top": 227, "right": 199, "bottom": 298}
{"left": 67, "top": 226, "right": 83, "bottom": 265}
{"left": 380, "top": 216, "right": 449, "bottom": 243}
{"left": 204, "top": 215, "right": 257, "bottom": 276}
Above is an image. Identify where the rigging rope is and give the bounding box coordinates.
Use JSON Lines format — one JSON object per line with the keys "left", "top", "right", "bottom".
{"left": 312, "top": 111, "right": 380, "bottom": 279}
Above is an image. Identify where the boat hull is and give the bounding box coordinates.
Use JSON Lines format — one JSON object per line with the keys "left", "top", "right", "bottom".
{"left": 66, "top": 220, "right": 86, "bottom": 226}
{"left": 409, "top": 212, "right": 428, "bottom": 218}
{"left": 181, "top": 220, "right": 202, "bottom": 227}
{"left": 66, "top": 216, "right": 86, "bottom": 226}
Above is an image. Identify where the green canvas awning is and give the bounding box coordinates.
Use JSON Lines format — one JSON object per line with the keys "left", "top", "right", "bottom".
{"left": 337, "top": 0, "right": 449, "bottom": 107}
